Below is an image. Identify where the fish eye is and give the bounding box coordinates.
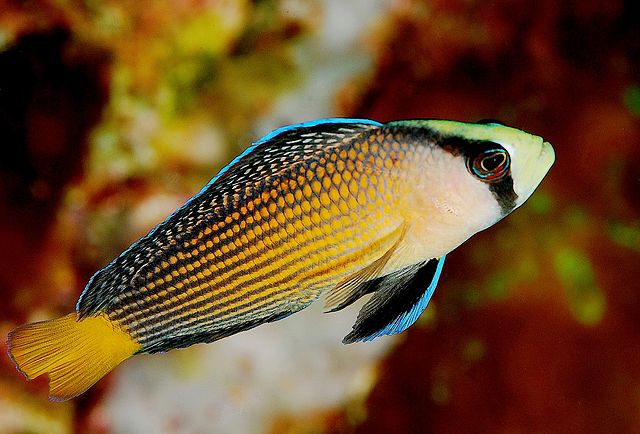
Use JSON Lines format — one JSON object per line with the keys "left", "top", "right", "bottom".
{"left": 467, "top": 148, "right": 510, "bottom": 182}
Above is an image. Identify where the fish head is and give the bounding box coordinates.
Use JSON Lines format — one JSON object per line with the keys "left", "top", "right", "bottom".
{"left": 387, "top": 119, "right": 555, "bottom": 258}
{"left": 471, "top": 119, "right": 556, "bottom": 210}
{"left": 419, "top": 119, "right": 555, "bottom": 215}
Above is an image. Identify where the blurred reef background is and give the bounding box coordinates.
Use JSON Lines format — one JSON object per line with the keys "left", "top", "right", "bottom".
{"left": 0, "top": 0, "right": 639, "bottom": 433}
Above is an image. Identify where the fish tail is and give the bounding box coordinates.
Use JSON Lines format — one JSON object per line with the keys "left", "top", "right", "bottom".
{"left": 7, "top": 313, "right": 140, "bottom": 401}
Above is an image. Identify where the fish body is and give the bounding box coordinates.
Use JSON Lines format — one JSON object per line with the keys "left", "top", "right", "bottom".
{"left": 7, "top": 118, "right": 555, "bottom": 400}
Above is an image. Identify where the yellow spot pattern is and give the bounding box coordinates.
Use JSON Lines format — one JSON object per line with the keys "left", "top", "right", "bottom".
{"left": 108, "top": 131, "right": 414, "bottom": 350}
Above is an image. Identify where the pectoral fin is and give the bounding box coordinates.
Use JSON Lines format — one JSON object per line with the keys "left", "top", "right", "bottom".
{"left": 342, "top": 256, "right": 446, "bottom": 344}
{"left": 324, "top": 223, "right": 407, "bottom": 312}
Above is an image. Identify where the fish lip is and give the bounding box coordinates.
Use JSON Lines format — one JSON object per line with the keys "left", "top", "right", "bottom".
{"left": 541, "top": 140, "right": 555, "bottom": 162}
{"left": 511, "top": 138, "right": 555, "bottom": 208}
{"left": 540, "top": 140, "right": 556, "bottom": 173}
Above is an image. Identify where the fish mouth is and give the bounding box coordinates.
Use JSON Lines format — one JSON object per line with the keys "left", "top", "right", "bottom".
{"left": 511, "top": 138, "right": 555, "bottom": 208}
{"left": 540, "top": 141, "right": 556, "bottom": 170}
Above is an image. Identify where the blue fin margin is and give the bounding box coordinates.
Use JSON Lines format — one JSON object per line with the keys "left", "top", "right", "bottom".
{"left": 357, "top": 255, "right": 446, "bottom": 342}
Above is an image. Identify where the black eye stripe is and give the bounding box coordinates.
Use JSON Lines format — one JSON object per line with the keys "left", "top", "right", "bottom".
{"left": 380, "top": 126, "right": 519, "bottom": 214}
{"left": 476, "top": 119, "right": 505, "bottom": 126}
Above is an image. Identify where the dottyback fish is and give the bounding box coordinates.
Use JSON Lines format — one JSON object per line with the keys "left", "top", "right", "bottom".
{"left": 7, "top": 118, "right": 555, "bottom": 400}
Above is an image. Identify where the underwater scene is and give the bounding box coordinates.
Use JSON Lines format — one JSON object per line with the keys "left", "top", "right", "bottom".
{"left": 0, "top": 0, "right": 638, "bottom": 433}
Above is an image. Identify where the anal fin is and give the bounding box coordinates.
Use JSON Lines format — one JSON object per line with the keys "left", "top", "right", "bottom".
{"left": 343, "top": 256, "right": 446, "bottom": 344}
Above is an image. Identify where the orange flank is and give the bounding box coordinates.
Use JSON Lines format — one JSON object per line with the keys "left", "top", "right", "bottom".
{"left": 7, "top": 313, "right": 140, "bottom": 401}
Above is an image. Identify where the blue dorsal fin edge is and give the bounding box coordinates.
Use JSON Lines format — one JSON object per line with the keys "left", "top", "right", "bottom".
{"left": 162, "top": 119, "right": 382, "bottom": 224}
{"left": 253, "top": 117, "right": 383, "bottom": 146}
{"left": 199, "top": 118, "right": 382, "bottom": 195}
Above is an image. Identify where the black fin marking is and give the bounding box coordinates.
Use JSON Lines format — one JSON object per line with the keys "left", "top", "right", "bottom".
{"left": 343, "top": 256, "right": 446, "bottom": 344}
{"left": 476, "top": 119, "right": 505, "bottom": 126}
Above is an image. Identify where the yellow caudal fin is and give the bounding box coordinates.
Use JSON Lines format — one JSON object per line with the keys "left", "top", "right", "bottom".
{"left": 7, "top": 313, "right": 140, "bottom": 401}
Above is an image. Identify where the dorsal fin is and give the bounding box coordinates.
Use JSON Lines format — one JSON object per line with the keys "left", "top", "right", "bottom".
{"left": 342, "top": 256, "right": 446, "bottom": 344}
{"left": 200, "top": 118, "right": 383, "bottom": 192}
